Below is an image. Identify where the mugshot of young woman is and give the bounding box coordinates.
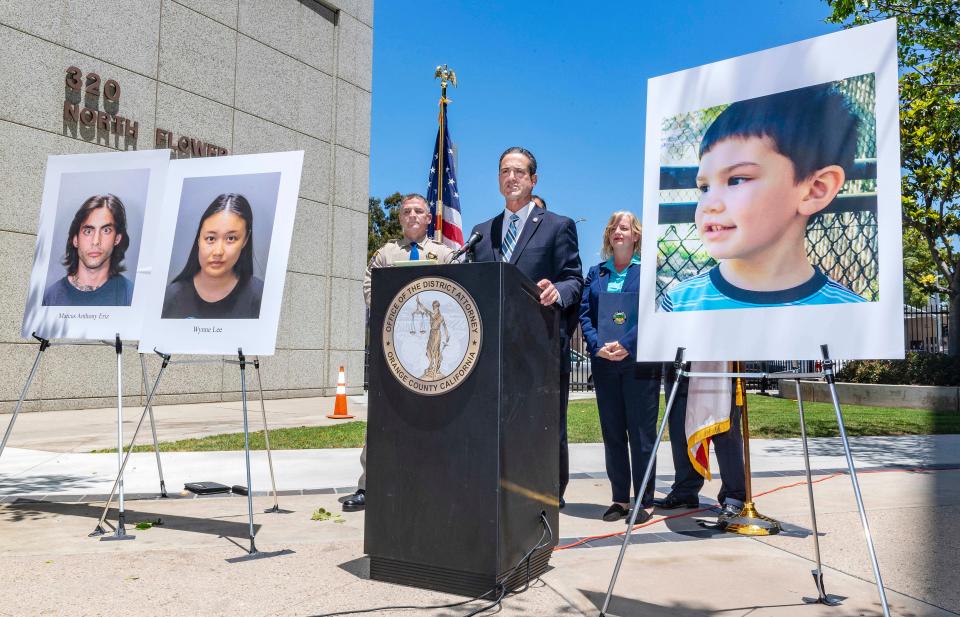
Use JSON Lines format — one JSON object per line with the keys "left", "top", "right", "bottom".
{"left": 161, "top": 193, "right": 264, "bottom": 319}
{"left": 42, "top": 194, "right": 135, "bottom": 307}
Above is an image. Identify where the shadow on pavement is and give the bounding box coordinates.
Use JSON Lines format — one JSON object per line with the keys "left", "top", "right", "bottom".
{"left": 760, "top": 435, "right": 948, "bottom": 467}
{"left": 0, "top": 500, "right": 261, "bottom": 539}
{"left": 0, "top": 472, "right": 100, "bottom": 495}
{"left": 559, "top": 501, "right": 608, "bottom": 521}
{"left": 337, "top": 556, "right": 369, "bottom": 579}
{"left": 581, "top": 589, "right": 808, "bottom": 616}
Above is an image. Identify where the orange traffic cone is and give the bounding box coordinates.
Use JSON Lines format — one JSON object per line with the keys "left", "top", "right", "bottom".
{"left": 327, "top": 366, "right": 354, "bottom": 419}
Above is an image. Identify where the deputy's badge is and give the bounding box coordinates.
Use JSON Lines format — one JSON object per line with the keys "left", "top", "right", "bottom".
{"left": 612, "top": 311, "right": 627, "bottom": 325}
{"left": 427, "top": 252, "right": 438, "bottom": 260}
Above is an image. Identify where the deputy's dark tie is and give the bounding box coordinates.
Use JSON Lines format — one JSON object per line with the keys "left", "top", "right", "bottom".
{"left": 410, "top": 243, "right": 419, "bottom": 260}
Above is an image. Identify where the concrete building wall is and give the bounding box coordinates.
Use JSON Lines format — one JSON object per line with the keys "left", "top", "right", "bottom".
{"left": 0, "top": 0, "right": 372, "bottom": 412}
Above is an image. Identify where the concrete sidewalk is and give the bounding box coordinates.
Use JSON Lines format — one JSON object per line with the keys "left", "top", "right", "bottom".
{"left": 3, "top": 435, "right": 960, "bottom": 500}
{"left": 2, "top": 395, "right": 959, "bottom": 616}
{"left": 1, "top": 465, "right": 958, "bottom": 616}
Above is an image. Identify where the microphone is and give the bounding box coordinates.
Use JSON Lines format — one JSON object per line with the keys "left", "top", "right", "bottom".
{"left": 451, "top": 231, "right": 483, "bottom": 262}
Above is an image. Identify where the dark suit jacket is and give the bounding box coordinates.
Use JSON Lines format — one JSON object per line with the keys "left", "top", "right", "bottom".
{"left": 578, "top": 261, "right": 640, "bottom": 358}
{"left": 470, "top": 205, "right": 584, "bottom": 369}
{"left": 579, "top": 261, "right": 660, "bottom": 378}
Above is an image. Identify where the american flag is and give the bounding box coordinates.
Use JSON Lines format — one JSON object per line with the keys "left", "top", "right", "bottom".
{"left": 685, "top": 361, "right": 733, "bottom": 480}
{"left": 426, "top": 102, "right": 463, "bottom": 248}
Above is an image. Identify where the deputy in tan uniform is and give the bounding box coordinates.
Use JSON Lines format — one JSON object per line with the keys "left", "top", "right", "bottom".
{"left": 344, "top": 192, "right": 455, "bottom": 512}
{"left": 361, "top": 194, "right": 455, "bottom": 307}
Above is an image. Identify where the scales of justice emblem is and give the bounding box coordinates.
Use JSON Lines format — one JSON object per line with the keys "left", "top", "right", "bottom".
{"left": 411, "top": 296, "right": 449, "bottom": 380}
{"left": 382, "top": 277, "right": 482, "bottom": 395}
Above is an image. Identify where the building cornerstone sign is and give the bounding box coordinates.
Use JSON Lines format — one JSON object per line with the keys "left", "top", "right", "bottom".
{"left": 62, "top": 66, "right": 228, "bottom": 157}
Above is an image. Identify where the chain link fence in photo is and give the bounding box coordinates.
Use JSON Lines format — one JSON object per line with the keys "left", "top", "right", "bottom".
{"left": 655, "top": 73, "right": 879, "bottom": 306}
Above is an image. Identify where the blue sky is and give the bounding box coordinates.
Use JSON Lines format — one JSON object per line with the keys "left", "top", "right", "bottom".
{"left": 369, "top": 1, "right": 843, "bottom": 263}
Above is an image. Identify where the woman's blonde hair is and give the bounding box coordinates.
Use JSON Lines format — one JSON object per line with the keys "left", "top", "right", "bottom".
{"left": 600, "top": 211, "right": 642, "bottom": 259}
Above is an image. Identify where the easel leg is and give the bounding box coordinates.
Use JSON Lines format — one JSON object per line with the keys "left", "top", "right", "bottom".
{"left": 0, "top": 335, "right": 49, "bottom": 461}
{"left": 113, "top": 335, "right": 128, "bottom": 539}
{"left": 795, "top": 376, "right": 840, "bottom": 606}
{"left": 600, "top": 348, "right": 685, "bottom": 617}
{"left": 254, "top": 357, "right": 280, "bottom": 513}
{"left": 821, "top": 345, "right": 890, "bottom": 617}
{"left": 91, "top": 353, "right": 170, "bottom": 538}
{"left": 140, "top": 353, "right": 168, "bottom": 497}
{"left": 238, "top": 350, "right": 258, "bottom": 554}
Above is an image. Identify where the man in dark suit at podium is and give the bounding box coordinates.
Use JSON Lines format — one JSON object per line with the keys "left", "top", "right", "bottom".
{"left": 470, "top": 146, "right": 583, "bottom": 505}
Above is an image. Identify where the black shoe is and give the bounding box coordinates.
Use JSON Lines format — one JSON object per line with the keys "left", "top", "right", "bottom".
{"left": 653, "top": 494, "right": 700, "bottom": 510}
{"left": 559, "top": 497, "right": 566, "bottom": 509}
{"left": 719, "top": 502, "right": 742, "bottom": 519}
{"left": 626, "top": 508, "right": 653, "bottom": 525}
{"left": 602, "top": 503, "right": 629, "bottom": 522}
{"left": 342, "top": 489, "right": 366, "bottom": 512}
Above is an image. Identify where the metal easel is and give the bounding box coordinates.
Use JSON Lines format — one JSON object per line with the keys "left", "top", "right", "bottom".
{"left": 1, "top": 332, "right": 168, "bottom": 540}
{"left": 598, "top": 345, "right": 890, "bottom": 617}
{"left": 90, "top": 348, "right": 282, "bottom": 554}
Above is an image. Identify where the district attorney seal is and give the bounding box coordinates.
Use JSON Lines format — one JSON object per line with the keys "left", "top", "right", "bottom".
{"left": 382, "top": 276, "right": 482, "bottom": 396}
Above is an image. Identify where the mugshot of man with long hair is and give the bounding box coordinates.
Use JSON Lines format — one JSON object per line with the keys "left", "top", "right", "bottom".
{"left": 42, "top": 194, "right": 134, "bottom": 306}
{"left": 161, "top": 193, "right": 264, "bottom": 319}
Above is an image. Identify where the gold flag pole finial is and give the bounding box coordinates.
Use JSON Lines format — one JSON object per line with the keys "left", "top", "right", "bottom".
{"left": 432, "top": 65, "right": 457, "bottom": 244}
{"left": 434, "top": 64, "right": 458, "bottom": 93}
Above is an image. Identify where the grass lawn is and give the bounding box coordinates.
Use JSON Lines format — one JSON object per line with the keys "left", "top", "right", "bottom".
{"left": 568, "top": 394, "right": 960, "bottom": 443}
{"left": 97, "top": 394, "right": 960, "bottom": 453}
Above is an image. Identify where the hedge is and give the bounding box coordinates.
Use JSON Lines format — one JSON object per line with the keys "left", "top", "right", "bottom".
{"left": 837, "top": 353, "right": 960, "bottom": 387}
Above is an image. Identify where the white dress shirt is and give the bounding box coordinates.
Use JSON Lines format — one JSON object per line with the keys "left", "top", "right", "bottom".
{"left": 501, "top": 201, "right": 535, "bottom": 248}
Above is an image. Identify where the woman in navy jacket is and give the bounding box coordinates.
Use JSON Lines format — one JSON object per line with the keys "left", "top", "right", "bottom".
{"left": 579, "top": 211, "right": 661, "bottom": 522}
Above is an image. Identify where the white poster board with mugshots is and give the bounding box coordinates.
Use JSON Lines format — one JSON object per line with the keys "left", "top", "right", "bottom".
{"left": 138, "top": 151, "right": 304, "bottom": 356}
{"left": 21, "top": 149, "right": 169, "bottom": 341}
{"left": 636, "top": 19, "right": 903, "bottom": 361}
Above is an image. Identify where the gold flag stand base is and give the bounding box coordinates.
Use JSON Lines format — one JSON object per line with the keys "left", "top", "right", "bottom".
{"left": 721, "top": 501, "right": 782, "bottom": 536}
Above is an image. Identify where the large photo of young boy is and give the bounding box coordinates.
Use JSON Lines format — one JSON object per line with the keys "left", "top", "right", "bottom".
{"left": 635, "top": 19, "right": 903, "bottom": 361}
{"left": 657, "top": 78, "right": 876, "bottom": 312}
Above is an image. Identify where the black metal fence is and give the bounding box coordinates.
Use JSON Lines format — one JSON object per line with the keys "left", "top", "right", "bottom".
{"left": 905, "top": 298, "right": 951, "bottom": 353}
{"left": 569, "top": 328, "right": 593, "bottom": 391}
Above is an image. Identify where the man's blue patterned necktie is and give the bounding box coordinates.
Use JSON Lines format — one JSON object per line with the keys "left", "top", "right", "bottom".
{"left": 502, "top": 213, "right": 520, "bottom": 261}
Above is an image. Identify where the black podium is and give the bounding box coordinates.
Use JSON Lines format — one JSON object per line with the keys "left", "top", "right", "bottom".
{"left": 365, "top": 262, "right": 561, "bottom": 597}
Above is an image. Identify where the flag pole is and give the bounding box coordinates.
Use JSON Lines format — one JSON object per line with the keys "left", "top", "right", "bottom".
{"left": 433, "top": 64, "right": 457, "bottom": 244}
{"left": 722, "top": 360, "right": 782, "bottom": 535}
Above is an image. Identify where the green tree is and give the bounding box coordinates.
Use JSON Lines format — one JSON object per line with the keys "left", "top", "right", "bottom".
{"left": 367, "top": 192, "right": 403, "bottom": 260}
{"left": 826, "top": 0, "right": 960, "bottom": 355}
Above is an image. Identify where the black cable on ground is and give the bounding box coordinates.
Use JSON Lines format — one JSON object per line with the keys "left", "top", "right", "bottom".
{"left": 462, "top": 512, "right": 554, "bottom": 616}
{"left": 460, "top": 584, "right": 506, "bottom": 617}
{"left": 308, "top": 587, "right": 499, "bottom": 617}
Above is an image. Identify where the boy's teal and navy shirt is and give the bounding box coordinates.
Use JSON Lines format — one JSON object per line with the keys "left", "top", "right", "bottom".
{"left": 660, "top": 266, "right": 866, "bottom": 312}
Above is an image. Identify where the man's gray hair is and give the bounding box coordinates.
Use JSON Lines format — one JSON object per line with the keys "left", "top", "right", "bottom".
{"left": 400, "top": 193, "right": 429, "bottom": 207}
